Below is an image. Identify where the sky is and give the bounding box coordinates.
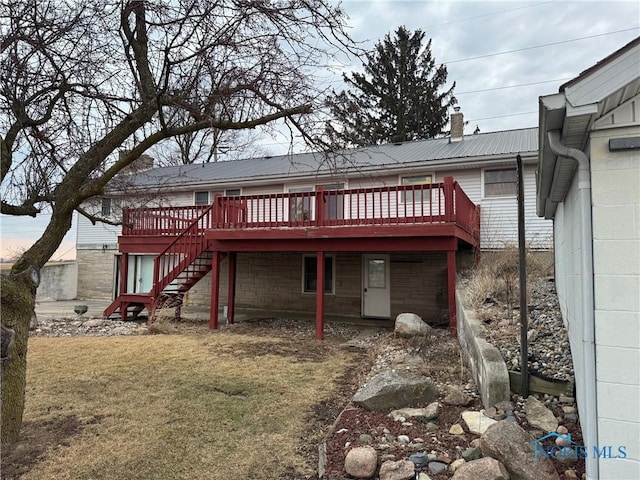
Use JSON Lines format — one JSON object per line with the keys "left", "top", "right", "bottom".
{"left": 1, "top": 0, "right": 639, "bottom": 261}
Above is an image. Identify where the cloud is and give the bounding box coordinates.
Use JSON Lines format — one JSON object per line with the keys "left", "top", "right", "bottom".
{"left": 338, "top": 0, "right": 639, "bottom": 132}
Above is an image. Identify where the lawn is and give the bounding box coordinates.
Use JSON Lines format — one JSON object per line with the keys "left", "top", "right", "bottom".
{"left": 2, "top": 331, "right": 357, "bottom": 480}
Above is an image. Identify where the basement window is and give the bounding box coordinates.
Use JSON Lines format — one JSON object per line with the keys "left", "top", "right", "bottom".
{"left": 302, "top": 255, "right": 334, "bottom": 294}
{"left": 484, "top": 168, "right": 517, "bottom": 197}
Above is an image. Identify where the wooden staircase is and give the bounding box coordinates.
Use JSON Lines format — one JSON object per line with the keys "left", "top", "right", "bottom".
{"left": 104, "top": 205, "right": 215, "bottom": 320}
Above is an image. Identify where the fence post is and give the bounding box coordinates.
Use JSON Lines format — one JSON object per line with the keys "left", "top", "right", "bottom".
{"left": 444, "top": 176, "right": 454, "bottom": 222}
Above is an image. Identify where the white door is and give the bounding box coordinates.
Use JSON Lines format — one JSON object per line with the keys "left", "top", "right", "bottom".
{"left": 362, "top": 254, "right": 391, "bottom": 318}
{"left": 127, "top": 255, "right": 155, "bottom": 293}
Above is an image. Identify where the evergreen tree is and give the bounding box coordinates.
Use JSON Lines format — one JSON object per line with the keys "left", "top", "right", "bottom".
{"left": 327, "top": 26, "right": 456, "bottom": 146}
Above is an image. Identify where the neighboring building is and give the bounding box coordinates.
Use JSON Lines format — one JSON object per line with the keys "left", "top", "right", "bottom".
{"left": 537, "top": 38, "right": 640, "bottom": 480}
{"left": 76, "top": 112, "right": 552, "bottom": 337}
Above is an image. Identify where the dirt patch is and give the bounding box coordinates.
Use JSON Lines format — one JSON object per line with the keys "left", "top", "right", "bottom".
{"left": 1, "top": 415, "right": 104, "bottom": 480}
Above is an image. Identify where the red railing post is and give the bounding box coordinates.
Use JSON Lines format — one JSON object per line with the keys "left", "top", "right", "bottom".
{"left": 315, "top": 187, "right": 325, "bottom": 226}
{"left": 444, "top": 176, "right": 454, "bottom": 223}
{"left": 213, "top": 194, "right": 222, "bottom": 227}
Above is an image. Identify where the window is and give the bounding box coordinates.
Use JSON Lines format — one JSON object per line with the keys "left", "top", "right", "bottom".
{"left": 302, "top": 255, "right": 334, "bottom": 293}
{"left": 225, "top": 188, "right": 241, "bottom": 197}
{"left": 401, "top": 174, "right": 432, "bottom": 203}
{"left": 101, "top": 198, "right": 121, "bottom": 217}
{"left": 289, "top": 186, "right": 313, "bottom": 221}
{"left": 317, "top": 183, "right": 344, "bottom": 220}
{"left": 101, "top": 198, "right": 112, "bottom": 216}
{"left": 194, "top": 191, "right": 209, "bottom": 205}
{"left": 484, "top": 169, "right": 517, "bottom": 197}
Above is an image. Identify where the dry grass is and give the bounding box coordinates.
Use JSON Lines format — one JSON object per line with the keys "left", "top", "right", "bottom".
{"left": 11, "top": 333, "right": 354, "bottom": 480}
{"left": 462, "top": 245, "right": 554, "bottom": 318}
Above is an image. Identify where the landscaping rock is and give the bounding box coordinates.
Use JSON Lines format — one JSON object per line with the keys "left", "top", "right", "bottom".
{"left": 409, "top": 452, "right": 428, "bottom": 468}
{"left": 344, "top": 446, "right": 378, "bottom": 479}
{"left": 352, "top": 370, "right": 438, "bottom": 411}
{"left": 83, "top": 319, "right": 107, "bottom": 328}
{"left": 462, "top": 410, "right": 498, "bottom": 435}
{"left": 449, "top": 423, "right": 465, "bottom": 435}
{"left": 389, "top": 403, "right": 438, "bottom": 422}
{"left": 451, "top": 457, "right": 510, "bottom": 480}
{"left": 379, "top": 459, "right": 415, "bottom": 480}
{"left": 479, "top": 421, "right": 560, "bottom": 480}
{"left": 524, "top": 396, "right": 558, "bottom": 433}
{"left": 450, "top": 458, "right": 466, "bottom": 473}
{"left": 395, "top": 313, "right": 432, "bottom": 338}
{"left": 428, "top": 461, "right": 448, "bottom": 475}
{"left": 443, "top": 386, "right": 472, "bottom": 406}
{"left": 417, "top": 473, "right": 433, "bottom": 480}
{"left": 462, "top": 446, "right": 482, "bottom": 462}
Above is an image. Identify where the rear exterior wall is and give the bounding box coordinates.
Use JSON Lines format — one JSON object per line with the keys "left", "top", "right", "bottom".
{"left": 184, "top": 252, "right": 449, "bottom": 323}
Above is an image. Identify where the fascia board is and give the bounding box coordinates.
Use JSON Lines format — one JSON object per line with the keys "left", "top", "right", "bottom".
{"left": 537, "top": 93, "right": 567, "bottom": 217}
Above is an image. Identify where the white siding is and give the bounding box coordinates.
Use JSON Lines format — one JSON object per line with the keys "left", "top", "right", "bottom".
{"left": 438, "top": 166, "right": 552, "bottom": 249}
{"left": 590, "top": 126, "right": 640, "bottom": 478}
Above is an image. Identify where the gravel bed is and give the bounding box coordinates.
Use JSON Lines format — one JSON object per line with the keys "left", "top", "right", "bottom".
{"left": 475, "top": 277, "right": 574, "bottom": 382}
{"left": 31, "top": 316, "right": 148, "bottom": 337}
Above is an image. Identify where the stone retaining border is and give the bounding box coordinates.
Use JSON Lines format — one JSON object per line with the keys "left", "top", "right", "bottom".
{"left": 456, "top": 289, "right": 511, "bottom": 409}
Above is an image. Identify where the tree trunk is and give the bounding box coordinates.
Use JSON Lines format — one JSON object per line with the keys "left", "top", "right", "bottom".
{"left": 1, "top": 269, "right": 38, "bottom": 445}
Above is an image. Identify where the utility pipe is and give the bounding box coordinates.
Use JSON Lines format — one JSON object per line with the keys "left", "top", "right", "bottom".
{"left": 547, "top": 130, "right": 598, "bottom": 480}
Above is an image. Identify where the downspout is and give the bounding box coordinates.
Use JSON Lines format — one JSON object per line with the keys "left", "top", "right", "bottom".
{"left": 547, "top": 130, "right": 598, "bottom": 480}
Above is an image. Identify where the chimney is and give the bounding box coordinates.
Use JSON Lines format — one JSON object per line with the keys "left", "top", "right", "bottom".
{"left": 450, "top": 106, "right": 464, "bottom": 143}
{"left": 119, "top": 151, "right": 154, "bottom": 174}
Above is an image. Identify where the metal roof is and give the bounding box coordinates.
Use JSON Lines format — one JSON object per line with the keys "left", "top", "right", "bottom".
{"left": 122, "top": 127, "right": 538, "bottom": 189}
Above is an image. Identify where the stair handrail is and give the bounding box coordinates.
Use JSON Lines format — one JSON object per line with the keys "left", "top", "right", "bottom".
{"left": 152, "top": 204, "right": 214, "bottom": 298}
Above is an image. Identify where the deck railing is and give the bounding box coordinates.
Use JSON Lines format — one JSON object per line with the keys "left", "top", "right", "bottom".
{"left": 121, "top": 177, "right": 480, "bottom": 240}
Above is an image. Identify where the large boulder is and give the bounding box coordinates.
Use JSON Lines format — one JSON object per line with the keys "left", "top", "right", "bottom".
{"left": 344, "top": 446, "right": 378, "bottom": 478}
{"left": 352, "top": 370, "right": 439, "bottom": 411}
{"left": 395, "top": 313, "right": 432, "bottom": 338}
{"left": 480, "top": 421, "right": 560, "bottom": 480}
{"left": 379, "top": 459, "right": 415, "bottom": 480}
{"left": 523, "top": 396, "right": 558, "bottom": 433}
{"left": 451, "top": 457, "right": 510, "bottom": 480}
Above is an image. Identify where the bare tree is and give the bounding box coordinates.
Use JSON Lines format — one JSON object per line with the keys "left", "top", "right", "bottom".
{"left": 0, "top": 0, "right": 353, "bottom": 444}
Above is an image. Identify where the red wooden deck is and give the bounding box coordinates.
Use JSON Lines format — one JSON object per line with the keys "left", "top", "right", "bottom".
{"left": 110, "top": 177, "right": 480, "bottom": 338}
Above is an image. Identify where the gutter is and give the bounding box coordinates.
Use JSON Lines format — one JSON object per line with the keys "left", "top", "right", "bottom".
{"left": 546, "top": 130, "right": 598, "bottom": 480}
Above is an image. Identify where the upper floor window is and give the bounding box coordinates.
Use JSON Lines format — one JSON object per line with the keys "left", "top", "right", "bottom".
{"left": 401, "top": 174, "right": 433, "bottom": 203}
{"left": 484, "top": 169, "right": 517, "bottom": 197}
{"left": 289, "top": 186, "right": 313, "bottom": 221}
{"left": 225, "top": 188, "right": 241, "bottom": 197}
{"left": 100, "top": 198, "right": 122, "bottom": 217}
{"left": 101, "top": 198, "right": 112, "bottom": 216}
{"left": 194, "top": 191, "right": 209, "bottom": 205}
{"left": 318, "top": 183, "right": 345, "bottom": 220}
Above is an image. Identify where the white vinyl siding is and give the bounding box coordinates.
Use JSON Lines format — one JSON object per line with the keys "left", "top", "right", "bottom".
{"left": 436, "top": 166, "right": 552, "bottom": 249}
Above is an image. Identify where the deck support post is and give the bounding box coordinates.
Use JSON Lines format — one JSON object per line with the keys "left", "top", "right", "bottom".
{"left": 315, "top": 251, "right": 325, "bottom": 340}
{"left": 209, "top": 251, "right": 222, "bottom": 330}
{"left": 120, "top": 253, "right": 129, "bottom": 320}
{"left": 447, "top": 249, "right": 457, "bottom": 336}
{"left": 227, "top": 252, "right": 236, "bottom": 324}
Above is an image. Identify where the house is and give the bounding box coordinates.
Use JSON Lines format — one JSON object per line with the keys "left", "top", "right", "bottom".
{"left": 76, "top": 110, "right": 552, "bottom": 338}
{"left": 537, "top": 37, "right": 640, "bottom": 480}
